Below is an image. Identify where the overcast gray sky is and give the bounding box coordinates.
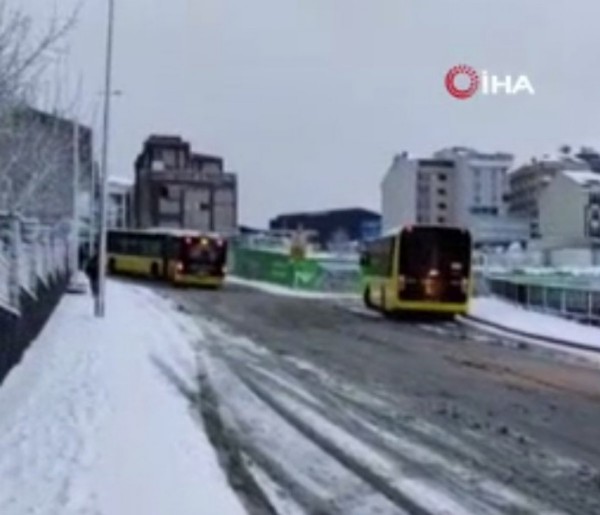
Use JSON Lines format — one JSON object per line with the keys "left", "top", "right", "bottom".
{"left": 21, "top": 0, "right": 600, "bottom": 226}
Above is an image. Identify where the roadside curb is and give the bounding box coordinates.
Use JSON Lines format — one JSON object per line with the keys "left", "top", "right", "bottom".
{"left": 459, "top": 315, "right": 600, "bottom": 354}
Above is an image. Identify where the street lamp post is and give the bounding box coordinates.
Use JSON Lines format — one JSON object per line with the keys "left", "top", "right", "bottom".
{"left": 95, "top": 0, "right": 116, "bottom": 318}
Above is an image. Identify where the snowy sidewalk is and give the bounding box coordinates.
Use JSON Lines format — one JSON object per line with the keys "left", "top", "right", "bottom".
{"left": 0, "top": 281, "right": 245, "bottom": 515}
{"left": 469, "top": 297, "right": 600, "bottom": 351}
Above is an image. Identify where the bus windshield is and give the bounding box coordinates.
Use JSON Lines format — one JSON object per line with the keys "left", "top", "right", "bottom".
{"left": 399, "top": 227, "right": 471, "bottom": 278}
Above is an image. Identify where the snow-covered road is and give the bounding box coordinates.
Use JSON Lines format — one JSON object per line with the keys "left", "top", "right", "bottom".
{"left": 166, "top": 281, "right": 600, "bottom": 515}
{"left": 0, "top": 281, "right": 245, "bottom": 515}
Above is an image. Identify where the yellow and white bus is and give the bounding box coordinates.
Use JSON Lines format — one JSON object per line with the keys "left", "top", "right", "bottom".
{"left": 361, "top": 225, "right": 472, "bottom": 317}
{"left": 107, "top": 228, "right": 228, "bottom": 288}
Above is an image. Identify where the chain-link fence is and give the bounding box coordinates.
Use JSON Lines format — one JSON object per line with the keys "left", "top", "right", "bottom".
{"left": 485, "top": 275, "right": 600, "bottom": 326}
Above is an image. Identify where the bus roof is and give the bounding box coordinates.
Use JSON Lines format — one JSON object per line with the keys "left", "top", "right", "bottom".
{"left": 381, "top": 224, "right": 470, "bottom": 238}
{"left": 109, "top": 228, "right": 225, "bottom": 239}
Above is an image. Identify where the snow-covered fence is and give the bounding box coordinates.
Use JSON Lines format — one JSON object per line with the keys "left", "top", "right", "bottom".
{"left": 0, "top": 215, "right": 73, "bottom": 312}
{"left": 0, "top": 249, "right": 9, "bottom": 308}
{"left": 486, "top": 276, "right": 600, "bottom": 326}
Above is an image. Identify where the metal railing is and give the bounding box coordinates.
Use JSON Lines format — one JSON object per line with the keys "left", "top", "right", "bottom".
{"left": 486, "top": 276, "right": 600, "bottom": 326}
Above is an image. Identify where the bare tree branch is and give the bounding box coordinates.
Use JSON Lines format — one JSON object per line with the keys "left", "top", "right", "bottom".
{"left": 0, "top": 0, "right": 81, "bottom": 224}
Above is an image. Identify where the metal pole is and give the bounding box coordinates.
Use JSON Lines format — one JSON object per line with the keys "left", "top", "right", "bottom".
{"left": 71, "top": 120, "right": 80, "bottom": 275}
{"left": 96, "top": 0, "right": 116, "bottom": 318}
{"left": 88, "top": 162, "right": 97, "bottom": 259}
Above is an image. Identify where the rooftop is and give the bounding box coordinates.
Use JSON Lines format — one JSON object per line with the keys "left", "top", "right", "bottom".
{"left": 563, "top": 170, "right": 600, "bottom": 187}
{"left": 272, "top": 207, "right": 380, "bottom": 219}
{"left": 108, "top": 176, "right": 134, "bottom": 187}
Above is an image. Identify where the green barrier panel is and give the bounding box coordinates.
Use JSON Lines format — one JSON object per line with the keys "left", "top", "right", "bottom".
{"left": 231, "top": 245, "right": 362, "bottom": 293}
{"left": 232, "top": 247, "right": 295, "bottom": 286}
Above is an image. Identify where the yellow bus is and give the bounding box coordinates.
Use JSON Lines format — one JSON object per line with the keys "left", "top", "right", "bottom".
{"left": 360, "top": 225, "right": 472, "bottom": 317}
{"left": 107, "top": 228, "right": 228, "bottom": 288}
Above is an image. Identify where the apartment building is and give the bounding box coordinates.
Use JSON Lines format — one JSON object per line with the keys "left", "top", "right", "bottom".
{"left": 133, "top": 135, "right": 237, "bottom": 234}
{"left": 538, "top": 170, "right": 600, "bottom": 265}
{"left": 508, "top": 154, "right": 590, "bottom": 238}
{"left": 381, "top": 148, "right": 528, "bottom": 246}
{"left": 381, "top": 153, "right": 418, "bottom": 232}
{"left": 107, "top": 177, "right": 133, "bottom": 229}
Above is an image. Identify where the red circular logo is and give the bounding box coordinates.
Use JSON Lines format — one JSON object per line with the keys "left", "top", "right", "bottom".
{"left": 445, "top": 65, "right": 479, "bottom": 99}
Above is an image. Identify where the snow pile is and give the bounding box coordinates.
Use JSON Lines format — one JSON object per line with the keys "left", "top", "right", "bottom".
{"left": 0, "top": 281, "right": 244, "bottom": 515}
{"left": 228, "top": 275, "right": 360, "bottom": 300}
{"left": 470, "top": 297, "right": 600, "bottom": 349}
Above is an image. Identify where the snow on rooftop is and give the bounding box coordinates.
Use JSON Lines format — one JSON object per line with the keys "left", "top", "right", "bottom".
{"left": 563, "top": 170, "right": 600, "bottom": 186}
{"left": 138, "top": 227, "right": 225, "bottom": 239}
{"left": 108, "top": 175, "right": 134, "bottom": 187}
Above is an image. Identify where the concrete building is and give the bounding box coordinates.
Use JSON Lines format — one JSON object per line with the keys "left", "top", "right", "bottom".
{"left": 576, "top": 147, "right": 600, "bottom": 173}
{"left": 381, "top": 147, "right": 528, "bottom": 246}
{"left": 415, "top": 157, "right": 457, "bottom": 225}
{"left": 133, "top": 135, "right": 237, "bottom": 234}
{"left": 270, "top": 208, "right": 381, "bottom": 248}
{"left": 108, "top": 177, "right": 133, "bottom": 229}
{"left": 381, "top": 153, "right": 418, "bottom": 231}
{"left": 538, "top": 170, "right": 600, "bottom": 265}
{"left": 508, "top": 154, "right": 590, "bottom": 238}
{"left": 0, "top": 107, "right": 94, "bottom": 226}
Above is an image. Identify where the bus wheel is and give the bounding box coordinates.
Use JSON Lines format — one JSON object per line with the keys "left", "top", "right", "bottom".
{"left": 150, "top": 262, "right": 160, "bottom": 279}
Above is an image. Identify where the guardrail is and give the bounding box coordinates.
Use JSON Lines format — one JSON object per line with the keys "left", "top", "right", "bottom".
{"left": 485, "top": 276, "right": 600, "bottom": 326}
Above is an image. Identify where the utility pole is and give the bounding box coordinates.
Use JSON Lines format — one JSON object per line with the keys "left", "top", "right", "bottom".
{"left": 96, "top": 0, "right": 116, "bottom": 318}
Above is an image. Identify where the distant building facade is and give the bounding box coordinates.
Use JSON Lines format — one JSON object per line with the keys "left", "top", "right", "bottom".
{"left": 381, "top": 147, "right": 528, "bottom": 247}
{"left": 0, "top": 107, "right": 93, "bottom": 226}
{"left": 539, "top": 170, "right": 600, "bottom": 249}
{"left": 269, "top": 208, "right": 381, "bottom": 248}
{"left": 133, "top": 135, "right": 237, "bottom": 234}
{"left": 108, "top": 177, "right": 133, "bottom": 229}
{"left": 508, "top": 154, "right": 591, "bottom": 239}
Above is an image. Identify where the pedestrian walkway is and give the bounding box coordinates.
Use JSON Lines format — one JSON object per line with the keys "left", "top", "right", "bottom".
{"left": 0, "top": 280, "right": 245, "bottom": 515}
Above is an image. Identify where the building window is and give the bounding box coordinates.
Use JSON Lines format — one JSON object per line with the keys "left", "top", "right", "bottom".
{"left": 438, "top": 173, "right": 447, "bottom": 182}
{"left": 437, "top": 216, "right": 446, "bottom": 224}
{"left": 437, "top": 188, "right": 446, "bottom": 196}
{"left": 199, "top": 202, "right": 210, "bottom": 211}
{"left": 163, "top": 149, "right": 177, "bottom": 168}
{"left": 474, "top": 195, "right": 481, "bottom": 205}
{"left": 438, "top": 202, "right": 447, "bottom": 210}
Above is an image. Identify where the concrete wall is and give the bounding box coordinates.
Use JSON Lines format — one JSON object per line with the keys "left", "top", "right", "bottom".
{"left": 539, "top": 173, "right": 585, "bottom": 242}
